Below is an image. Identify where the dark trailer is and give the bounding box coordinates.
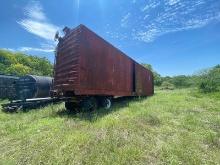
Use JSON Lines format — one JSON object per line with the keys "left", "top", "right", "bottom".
{"left": 0, "top": 74, "right": 19, "bottom": 99}
{"left": 2, "top": 75, "right": 55, "bottom": 112}
{"left": 53, "top": 25, "right": 154, "bottom": 111}
{"left": 15, "top": 75, "right": 53, "bottom": 101}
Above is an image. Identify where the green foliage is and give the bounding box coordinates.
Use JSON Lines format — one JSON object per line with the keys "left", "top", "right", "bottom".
{"left": 1, "top": 89, "right": 220, "bottom": 164}
{"left": 141, "top": 63, "right": 153, "bottom": 71}
{"left": 162, "top": 76, "right": 172, "bottom": 82}
{"left": 198, "top": 65, "right": 220, "bottom": 93}
{"left": 0, "top": 49, "right": 53, "bottom": 76}
{"left": 214, "top": 64, "right": 220, "bottom": 69}
{"left": 161, "top": 81, "right": 175, "bottom": 90}
{"left": 0, "top": 50, "right": 17, "bottom": 65}
{"left": 170, "top": 75, "right": 193, "bottom": 88}
{"left": 154, "top": 72, "right": 163, "bottom": 86}
{"left": 138, "top": 63, "right": 220, "bottom": 93}
{"left": 5, "top": 63, "right": 32, "bottom": 76}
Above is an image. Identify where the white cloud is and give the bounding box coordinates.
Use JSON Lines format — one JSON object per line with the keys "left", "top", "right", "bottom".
{"left": 135, "top": 14, "right": 220, "bottom": 43}
{"left": 18, "top": 20, "right": 59, "bottom": 41}
{"left": 143, "top": 14, "right": 149, "bottom": 20}
{"left": 132, "top": 0, "right": 220, "bottom": 42}
{"left": 3, "top": 40, "right": 56, "bottom": 53}
{"left": 18, "top": 47, "right": 54, "bottom": 53}
{"left": 2, "top": 48, "right": 16, "bottom": 52}
{"left": 121, "top": 13, "right": 131, "bottom": 27}
{"left": 15, "top": 1, "right": 60, "bottom": 54}
{"left": 167, "top": 0, "right": 180, "bottom": 6}
{"left": 141, "top": 1, "right": 160, "bottom": 12}
{"left": 134, "top": 28, "right": 160, "bottom": 43}
{"left": 24, "top": 1, "right": 46, "bottom": 21}
{"left": 115, "top": 0, "right": 220, "bottom": 43}
{"left": 2, "top": 46, "right": 54, "bottom": 53}
{"left": 17, "top": 1, "right": 60, "bottom": 41}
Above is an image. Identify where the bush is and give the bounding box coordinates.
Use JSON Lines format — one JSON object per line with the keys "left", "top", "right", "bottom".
{"left": 5, "top": 63, "right": 32, "bottom": 76}
{"left": 161, "top": 81, "right": 175, "bottom": 90}
{"left": 0, "top": 49, "right": 53, "bottom": 76}
{"left": 198, "top": 65, "right": 220, "bottom": 93}
{"left": 171, "top": 75, "right": 193, "bottom": 88}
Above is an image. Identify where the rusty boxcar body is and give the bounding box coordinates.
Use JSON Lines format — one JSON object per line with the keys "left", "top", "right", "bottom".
{"left": 53, "top": 25, "right": 154, "bottom": 110}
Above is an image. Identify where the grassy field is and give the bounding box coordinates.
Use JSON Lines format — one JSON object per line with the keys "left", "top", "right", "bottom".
{"left": 0, "top": 89, "right": 220, "bottom": 165}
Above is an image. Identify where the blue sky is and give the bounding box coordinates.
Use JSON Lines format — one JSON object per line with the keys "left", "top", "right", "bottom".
{"left": 0, "top": 0, "right": 220, "bottom": 76}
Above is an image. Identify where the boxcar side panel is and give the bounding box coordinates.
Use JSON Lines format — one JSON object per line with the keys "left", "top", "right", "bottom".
{"left": 76, "top": 26, "right": 132, "bottom": 96}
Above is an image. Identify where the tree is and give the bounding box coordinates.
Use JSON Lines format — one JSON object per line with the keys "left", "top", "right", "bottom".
{"left": 0, "top": 49, "right": 53, "bottom": 76}
{"left": 171, "top": 75, "right": 192, "bottom": 88}
{"left": 141, "top": 64, "right": 153, "bottom": 71}
{"left": 198, "top": 65, "right": 220, "bottom": 93}
{"left": 0, "top": 49, "right": 17, "bottom": 66}
{"left": 6, "top": 64, "right": 32, "bottom": 76}
{"left": 161, "top": 81, "right": 174, "bottom": 90}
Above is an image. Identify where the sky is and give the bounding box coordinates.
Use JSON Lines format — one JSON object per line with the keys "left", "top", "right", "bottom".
{"left": 0, "top": 0, "right": 220, "bottom": 76}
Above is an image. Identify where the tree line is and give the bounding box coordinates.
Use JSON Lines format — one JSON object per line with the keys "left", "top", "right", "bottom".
{"left": 142, "top": 64, "right": 220, "bottom": 93}
{"left": 0, "top": 49, "right": 219, "bottom": 93}
{"left": 0, "top": 49, "right": 53, "bottom": 76}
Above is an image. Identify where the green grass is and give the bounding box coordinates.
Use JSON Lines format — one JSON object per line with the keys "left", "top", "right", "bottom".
{"left": 0, "top": 89, "right": 220, "bottom": 164}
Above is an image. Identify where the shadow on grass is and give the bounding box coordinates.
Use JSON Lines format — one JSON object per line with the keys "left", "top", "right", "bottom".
{"left": 1, "top": 101, "right": 61, "bottom": 114}
{"left": 56, "top": 97, "right": 148, "bottom": 122}
{"left": 1, "top": 97, "right": 149, "bottom": 121}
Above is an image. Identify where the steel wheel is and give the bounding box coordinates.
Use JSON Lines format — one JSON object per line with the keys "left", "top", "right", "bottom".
{"left": 65, "top": 101, "right": 78, "bottom": 112}
{"left": 80, "top": 97, "right": 98, "bottom": 112}
{"left": 101, "top": 98, "right": 112, "bottom": 109}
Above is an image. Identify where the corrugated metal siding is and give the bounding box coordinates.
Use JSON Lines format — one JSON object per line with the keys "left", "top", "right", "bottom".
{"left": 76, "top": 26, "right": 132, "bottom": 96}
{"left": 54, "top": 27, "right": 82, "bottom": 91}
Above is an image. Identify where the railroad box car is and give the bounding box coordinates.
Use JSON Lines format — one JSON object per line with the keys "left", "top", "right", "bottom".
{"left": 53, "top": 25, "right": 154, "bottom": 111}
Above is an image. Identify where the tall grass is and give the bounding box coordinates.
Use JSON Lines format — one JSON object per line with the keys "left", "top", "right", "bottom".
{"left": 0, "top": 89, "right": 220, "bottom": 164}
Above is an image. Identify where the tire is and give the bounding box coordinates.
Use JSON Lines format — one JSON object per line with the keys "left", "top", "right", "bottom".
{"left": 80, "top": 97, "right": 98, "bottom": 112}
{"left": 101, "top": 98, "right": 112, "bottom": 109}
{"left": 65, "top": 102, "right": 78, "bottom": 112}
